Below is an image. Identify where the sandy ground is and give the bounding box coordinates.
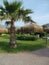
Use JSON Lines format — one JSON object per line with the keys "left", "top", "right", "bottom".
{"left": 0, "top": 48, "right": 49, "bottom": 65}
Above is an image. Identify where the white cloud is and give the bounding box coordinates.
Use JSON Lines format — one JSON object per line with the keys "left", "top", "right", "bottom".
{"left": 32, "top": 14, "right": 49, "bottom": 25}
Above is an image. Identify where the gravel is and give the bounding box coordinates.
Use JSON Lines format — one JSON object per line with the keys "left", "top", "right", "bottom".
{"left": 0, "top": 48, "right": 49, "bottom": 65}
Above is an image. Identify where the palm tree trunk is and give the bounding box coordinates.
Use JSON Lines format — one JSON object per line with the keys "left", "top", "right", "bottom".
{"left": 10, "top": 20, "right": 17, "bottom": 48}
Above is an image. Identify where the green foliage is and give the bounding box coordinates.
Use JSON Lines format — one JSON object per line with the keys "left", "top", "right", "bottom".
{"left": 3, "top": 0, "right": 22, "bottom": 13}
{"left": 0, "top": 0, "right": 34, "bottom": 22}
{"left": 0, "top": 33, "right": 2, "bottom": 35}
{"left": 0, "top": 34, "right": 49, "bottom": 53}
{"left": 0, "top": 34, "right": 9, "bottom": 39}
{"left": 16, "top": 34, "right": 38, "bottom": 41}
{"left": 40, "top": 32, "right": 46, "bottom": 37}
{"left": 0, "top": 35, "right": 47, "bottom": 53}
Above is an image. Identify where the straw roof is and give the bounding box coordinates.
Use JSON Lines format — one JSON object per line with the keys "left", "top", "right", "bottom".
{"left": 21, "top": 23, "right": 43, "bottom": 32}
{"left": 0, "top": 28, "right": 8, "bottom": 33}
{"left": 16, "top": 23, "right": 43, "bottom": 34}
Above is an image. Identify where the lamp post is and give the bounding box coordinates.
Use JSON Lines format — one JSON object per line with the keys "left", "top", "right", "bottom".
{"left": 46, "top": 31, "right": 48, "bottom": 47}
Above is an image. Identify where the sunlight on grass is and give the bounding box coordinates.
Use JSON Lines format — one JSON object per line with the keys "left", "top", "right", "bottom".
{"left": 0, "top": 34, "right": 47, "bottom": 53}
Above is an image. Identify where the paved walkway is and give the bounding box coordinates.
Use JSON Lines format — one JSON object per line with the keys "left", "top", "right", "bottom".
{"left": 0, "top": 48, "right": 49, "bottom": 65}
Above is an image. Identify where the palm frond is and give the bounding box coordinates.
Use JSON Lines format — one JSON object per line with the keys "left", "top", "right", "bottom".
{"left": 24, "top": 9, "right": 33, "bottom": 15}
{"left": 5, "top": 21, "right": 11, "bottom": 25}
{"left": 0, "top": 6, "right": 5, "bottom": 11}
{"left": 3, "top": 0, "right": 22, "bottom": 14}
{"left": 23, "top": 16, "right": 35, "bottom": 23}
{"left": 0, "top": 0, "right": 33, "bottom": 24}
{"left": 0, "top": 16, "right": 4, "bottom": 20}
{"left": 22, "top": 9, "right": 33, "bottom": 16}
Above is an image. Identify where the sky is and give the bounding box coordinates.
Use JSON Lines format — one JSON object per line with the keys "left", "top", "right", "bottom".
{"left": 0, "top": 0, "right": 49, "bottom": 27}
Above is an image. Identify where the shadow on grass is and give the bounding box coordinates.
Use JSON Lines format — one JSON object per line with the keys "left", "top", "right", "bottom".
{"left": 0, "top": 40, "right": 46, "bottom": 53}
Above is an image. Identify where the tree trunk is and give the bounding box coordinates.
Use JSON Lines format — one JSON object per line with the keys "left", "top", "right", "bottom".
{"left": 9, "top": 20, "right": 17, "bottom": 48}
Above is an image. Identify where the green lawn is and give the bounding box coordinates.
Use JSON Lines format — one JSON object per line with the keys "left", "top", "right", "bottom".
{"left": 0, "top": 34, "right": 49, "bottom": 53}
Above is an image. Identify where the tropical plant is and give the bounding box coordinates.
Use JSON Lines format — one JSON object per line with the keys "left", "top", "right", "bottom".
{"left": 0, "top": 0, "right": 34, "bottom": 48}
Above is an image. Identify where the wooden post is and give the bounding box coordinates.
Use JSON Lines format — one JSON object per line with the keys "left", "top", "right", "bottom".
{"left": 46, "top": 32, "right": 47, "bottom": 47}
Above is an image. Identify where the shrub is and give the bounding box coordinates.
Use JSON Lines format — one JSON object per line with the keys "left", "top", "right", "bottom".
{"left": 16, "top": 34, "right": 38, "bottom": 41}
{"left": 1, "top": 34, "right": 10, "bottom": 39}
{"left": 0, "top": 33, "right": 2, "bottom": 35}
{"left": 40, "top": 32, "right": 46, "bottom": 37}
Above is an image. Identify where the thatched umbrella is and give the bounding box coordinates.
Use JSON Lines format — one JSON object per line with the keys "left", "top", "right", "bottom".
{"left": 0, "top": 28, "right": 8, "bottom": 33}
{"left": 16, "top": 23, "right": 43, "bottom": 34}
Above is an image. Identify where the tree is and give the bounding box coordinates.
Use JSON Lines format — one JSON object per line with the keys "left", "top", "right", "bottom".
{"left": 0, "top": 0, "right": 34, "bottom": 48}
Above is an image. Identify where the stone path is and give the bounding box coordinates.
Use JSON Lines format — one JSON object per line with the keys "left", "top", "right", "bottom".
{"left": 0, "top": 48, "right": 49, "bottom": 65}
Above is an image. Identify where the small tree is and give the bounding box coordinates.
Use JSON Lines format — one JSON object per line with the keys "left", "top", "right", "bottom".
{"left": 0, "top": 0, "right": 34, "bottom": 48}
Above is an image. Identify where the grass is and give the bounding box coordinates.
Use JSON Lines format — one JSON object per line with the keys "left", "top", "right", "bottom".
{"left": 0, "top": 34, "right": 49, "bottom": 53}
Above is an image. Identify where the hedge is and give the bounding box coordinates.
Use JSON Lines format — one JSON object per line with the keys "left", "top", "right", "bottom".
{"left": 16, "top": 34, "right": 38, "bottom": 41}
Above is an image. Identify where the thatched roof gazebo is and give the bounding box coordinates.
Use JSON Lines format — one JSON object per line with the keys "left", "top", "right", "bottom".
{"left": 16, "top": 23, "right": 43, "bottom": 34}
{"left": 0, "top": 28, "right": 8, "bottom": 33}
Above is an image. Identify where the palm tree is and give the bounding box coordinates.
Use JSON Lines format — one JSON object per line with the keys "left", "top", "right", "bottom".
{"left": 0, "top": 0, "right": 34, "bottom": 48}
